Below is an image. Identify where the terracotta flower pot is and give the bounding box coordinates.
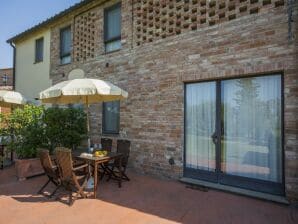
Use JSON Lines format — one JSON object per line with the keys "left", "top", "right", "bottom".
{"left": 15, "top": 158, "right": 44, "bottom": 181}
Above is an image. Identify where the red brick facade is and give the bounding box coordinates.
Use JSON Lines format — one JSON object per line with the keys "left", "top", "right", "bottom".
{"left": 47, "top": 0, "right": 297, "bottom": 201}
{"left": 0, "top": 68, "right": 13, "bottom": 89}
{"left": 134, "top": 0, "right": 286, "bottom": 46}
{"left": 0, "top": 68, "right": 13, "bottom": 114}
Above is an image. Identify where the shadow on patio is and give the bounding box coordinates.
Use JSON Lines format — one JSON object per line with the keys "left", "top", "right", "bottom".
{"left": 0, "top": 166, "right": 297, "bottom": 224}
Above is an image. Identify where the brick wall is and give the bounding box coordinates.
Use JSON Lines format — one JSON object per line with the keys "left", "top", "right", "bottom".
{"left": 49, "top": 0, "right": 298, "bottom": 200}
{"left": 134, "top": 0, "right": 286, "bottom": 46}
{"left": 0, "top": 68, "right": 13, "bottom": 88}
{"left": 0, "top": 68, "right": 13, "bottom": 115}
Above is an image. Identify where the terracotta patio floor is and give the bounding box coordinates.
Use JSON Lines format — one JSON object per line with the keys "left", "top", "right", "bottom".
{"left": 0, "top": 166, "right": 297, "bottom": 224}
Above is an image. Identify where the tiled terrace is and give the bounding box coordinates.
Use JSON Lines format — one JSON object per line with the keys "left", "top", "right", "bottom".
{"left": 0, "top": 166, "right": 297, "bottom": 224}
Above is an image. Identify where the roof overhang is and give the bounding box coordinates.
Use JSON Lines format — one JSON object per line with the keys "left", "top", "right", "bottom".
{"left": 6, "top": 0, "right": 95, "bottom": 44}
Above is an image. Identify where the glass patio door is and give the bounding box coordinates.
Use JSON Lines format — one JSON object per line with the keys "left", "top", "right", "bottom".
{"left": 184, "top": 74, "right": 284, "bottom": 195}
{"left": 219, "top": 75, "right": 283, "bottom": 194}
{"left": 184, "top": 81, "right": 218, "bottom": 182}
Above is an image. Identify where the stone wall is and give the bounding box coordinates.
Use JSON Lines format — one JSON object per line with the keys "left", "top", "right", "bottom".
{"left": 49, "top": 0, "right": 298, "bottom": 200}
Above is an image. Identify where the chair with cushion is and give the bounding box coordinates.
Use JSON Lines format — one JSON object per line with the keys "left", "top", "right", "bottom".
{"left": 107, "top": 139, "right": 131, "bottom": 187}
{"left": 37, "top": 149, "right": 61, "bottom": 197}
{"left": 55, "top": 147, "right": 89, "bottom": 206}
{"left": 101, "top": 138, "right": 113, "bottom": 151}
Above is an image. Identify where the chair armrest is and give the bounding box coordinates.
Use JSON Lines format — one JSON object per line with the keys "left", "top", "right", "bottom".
{"left": 51, "top": 156, "right": 57, "bottom": 166}
{"left": 73, "top": 163, "right": 88, "bottom": 171}
{"left": 52, "top": 165, "right": 58, "bottom": 170}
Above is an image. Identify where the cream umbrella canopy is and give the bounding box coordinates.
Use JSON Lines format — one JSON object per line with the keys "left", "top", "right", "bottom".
{"left": 39, "top": 79, "right": 128, "bottom": 104}
{"left": 0, "top": 90, "right": 27, "bottom": 108}
{"left": 0, "top": 90, "right": 27, "bottom": 155}
{"left": 39, "top": 78, "right": 128, "bottom": 147}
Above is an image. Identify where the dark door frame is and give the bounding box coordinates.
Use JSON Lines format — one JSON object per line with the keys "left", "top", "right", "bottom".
{"left": 183, "top": 73, "right": 285, "bottom": 196}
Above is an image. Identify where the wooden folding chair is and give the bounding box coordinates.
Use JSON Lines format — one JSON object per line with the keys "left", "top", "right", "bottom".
{"left": 55, "top": 147, "right": 89, "bottom": 206}
{"left": 98, "top": 138, "right": 113, "bottom": 179}
{"left": 107, "top": 140, "right": 131, "bottom": 187}
{"left": 101, "top": 138, "right": 113, "bottom": 152}
{"left": 37, "top": 149, "right": 61, "bottom": 197}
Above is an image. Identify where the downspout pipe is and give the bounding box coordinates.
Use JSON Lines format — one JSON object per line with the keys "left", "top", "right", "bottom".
{"left": 287, "top": 0, "right": 295, "bottom": 42}
{"left": 9, "top": 42, "right": 16, "bottom": 91}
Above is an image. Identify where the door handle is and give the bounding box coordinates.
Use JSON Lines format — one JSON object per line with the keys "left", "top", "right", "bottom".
{"left": 211, "top": 132, "right": 218, "bottom": 144}
{"left": 221, "top": 122, "right": 224, "bottom": 135}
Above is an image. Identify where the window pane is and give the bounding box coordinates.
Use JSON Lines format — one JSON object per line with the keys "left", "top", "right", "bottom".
{"left": 221, "top": 75, "right": 282, "bottom": 183}
{"left": 61, "top": 55, "right": 71, "bottom": 64}
{"left": 35, "top": 38, "right": 43, "bottom": 62}
{"left": 60, "top": 27, "right": 71, "bottom": 57}
{"left": 103, "top": 101, "right": 120, "bottom": 133}
{"left": 2, "top": 75, "right": 8, "bottom": 86}
{"left": 105, "top": 4, "right": 121, "bottom": 40}
{"left": 105, "top": 39, "right": 121, "bottom": 52}
{"left": 185, "top": 82, "right": 216, "bottom": 171}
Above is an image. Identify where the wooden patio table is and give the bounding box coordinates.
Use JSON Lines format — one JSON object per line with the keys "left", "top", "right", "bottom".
{"left": 75, "top": 152, "right": 123, "bottom": 199}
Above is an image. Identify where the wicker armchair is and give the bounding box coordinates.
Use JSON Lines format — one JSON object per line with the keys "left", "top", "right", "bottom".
{"left": 37, "top": 149, "right": 61, "bottom": 197}
{"left": 101, "top": 138, "right": 113, "bottom": 151}
{"left": 107, "top": 140, "right": 131, "bottom": 187}
{"left": 55, "top": 147, "right": 89, "bottom": 205}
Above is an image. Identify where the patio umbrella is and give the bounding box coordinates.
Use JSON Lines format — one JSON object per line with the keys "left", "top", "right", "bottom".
{"left": 39, "top": 78, "right": 128, "bottom": 147}
{"left": 0, "top": 90, "right": 27, "bottom": 108}
{"left": 0, "top": 90, "right": 27, "bottom": 163}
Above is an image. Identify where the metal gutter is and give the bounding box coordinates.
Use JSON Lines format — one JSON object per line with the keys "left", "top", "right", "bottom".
{"left": 9, "top": 42, "right": 16, "bottom": 90}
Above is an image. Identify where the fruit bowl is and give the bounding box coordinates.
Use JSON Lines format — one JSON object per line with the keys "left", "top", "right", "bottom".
{"left": 94, "top": 150, "right": 108, "bottom": 157}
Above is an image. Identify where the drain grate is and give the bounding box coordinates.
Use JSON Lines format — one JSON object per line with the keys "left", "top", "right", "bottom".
{"left": 186, "top": 184, "right": 209, "bottom": 192}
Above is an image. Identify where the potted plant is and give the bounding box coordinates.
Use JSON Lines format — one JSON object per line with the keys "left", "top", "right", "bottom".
{"left": 0, "top": 105, "right": 87, "bottom": 181}
{"left": 0, "top": 105, "right": 46, "bottom": 180}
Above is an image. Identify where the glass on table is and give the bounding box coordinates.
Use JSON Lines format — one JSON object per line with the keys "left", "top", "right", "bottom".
{"left": 89, "top": 147, "right": 94, "bottom": 154}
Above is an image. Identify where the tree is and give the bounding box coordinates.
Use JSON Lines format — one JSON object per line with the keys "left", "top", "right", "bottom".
{"left": 233, "top": 78, "right": 260, "bottom": 140}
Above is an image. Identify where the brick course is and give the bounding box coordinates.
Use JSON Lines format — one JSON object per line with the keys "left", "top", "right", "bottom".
{"left": 0, "top": 68, "right": 13, "bottom": 89}
{"left": 49, "top": 0, "right": 298, "bottom": 201}
{"left": 134, "top": 0, "right": 286, "bottom": 46}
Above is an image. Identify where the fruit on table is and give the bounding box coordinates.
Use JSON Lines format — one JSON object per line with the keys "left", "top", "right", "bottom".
{"left": 94, "top": 150, "right": 108, "bottom": 157}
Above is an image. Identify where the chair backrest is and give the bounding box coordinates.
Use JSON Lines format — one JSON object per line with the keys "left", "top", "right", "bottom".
{"left": 101, "top": 138, "right": 112, "bottom": 152}
{"left": 117, "top": 140, "right": 131, "bottom": 167}
{"left": 38, "top": 149, "right": 57, "bottom": 179}
{"left": 55, "top": 147, "right": 73, "bottom": 182}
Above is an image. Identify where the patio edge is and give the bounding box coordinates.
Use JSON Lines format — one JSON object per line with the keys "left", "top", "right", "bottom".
{"left": 180, "top": 177, "right": 289, "bottom": 205}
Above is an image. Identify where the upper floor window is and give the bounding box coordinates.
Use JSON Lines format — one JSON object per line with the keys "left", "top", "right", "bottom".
{"left": 104, "top": 3, "right": 121, "bottom": 53}
{"left": 60, "top": 26, "right": 71, "bottom": 64}
{"left": 102, "top": 101, "right": 120, "bottom": 134}
{"left": 35, "top": 37, "right": 44, "bottom": 63}
{"left": 2, "top": 74, "right": 8, "bottom": 86}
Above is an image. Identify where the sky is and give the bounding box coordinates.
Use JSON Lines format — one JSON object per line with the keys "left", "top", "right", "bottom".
{"left": 0, "top": 0, "right": 81, "bottom": 69}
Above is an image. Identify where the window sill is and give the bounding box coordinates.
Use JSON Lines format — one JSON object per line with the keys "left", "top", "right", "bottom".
{"left": 102, "top": 132, "right": 119, "bottom": 137}
{"left": 104, "top": 48, "right": 121, "bottom": 55}
{"left": 59, "top": 62, "right": 71, "bottom": 66}
{"left": 33, "top": 61, "right": 43, "bottom": 64}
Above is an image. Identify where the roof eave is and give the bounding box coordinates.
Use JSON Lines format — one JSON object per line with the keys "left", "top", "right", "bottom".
{"left": 6, "top": 0, "right": 94, "bottom": 44}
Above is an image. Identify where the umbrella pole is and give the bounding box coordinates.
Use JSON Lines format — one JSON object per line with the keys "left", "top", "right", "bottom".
{"left": 86, "top": 96, "right": 90, "bottom": 149}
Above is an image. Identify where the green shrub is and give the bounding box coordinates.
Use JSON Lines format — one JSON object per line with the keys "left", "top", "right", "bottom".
{"left": 43, "top": 107, "right": 87, "bottom": 151}
{"left": 0, "top": 105, "right": 87, "bottom": 159}
{"left": 0, "top": 105, "right": 46, "bottom": 159}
